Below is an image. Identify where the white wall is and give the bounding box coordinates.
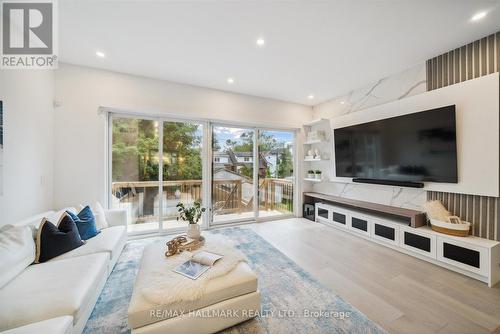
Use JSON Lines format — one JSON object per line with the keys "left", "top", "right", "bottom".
{"left": 53, "top": 63, "right": 312, "bottom": 208}
{"left": 0, "top": 70, "right": 55, "bottom": 225}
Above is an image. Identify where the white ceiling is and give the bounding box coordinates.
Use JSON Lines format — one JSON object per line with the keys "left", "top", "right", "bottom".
{"left": 59, "top": 1, "right": 500, "bottom": 106}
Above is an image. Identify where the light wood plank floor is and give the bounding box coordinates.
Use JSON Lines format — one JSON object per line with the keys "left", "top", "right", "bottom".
{"left": 245, "top": 218, "right": 500, "bottom": 334}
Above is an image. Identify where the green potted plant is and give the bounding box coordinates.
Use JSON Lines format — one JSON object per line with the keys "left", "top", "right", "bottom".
{"left": 307, "top": 170, "right": 315, "bottom": 179}
{"left": 315, "top": 170, "right": 322, "bottom": 180}
{"left": 176, "top": 200, "right": 206, "bottom": 239}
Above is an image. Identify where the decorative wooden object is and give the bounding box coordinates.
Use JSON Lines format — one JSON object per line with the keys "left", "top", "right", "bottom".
{"left": 304, "top": 192, "right": 426, "bottom": 228}
{"left": 165, "top": 235, "right": 205, "bottom": 257}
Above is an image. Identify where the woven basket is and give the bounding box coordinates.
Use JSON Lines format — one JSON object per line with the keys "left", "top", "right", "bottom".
{"left": 430, "top": 219, "right": 470, "bottom": 237}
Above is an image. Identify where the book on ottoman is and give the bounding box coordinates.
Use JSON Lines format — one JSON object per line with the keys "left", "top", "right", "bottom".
{"left": 174, "top": 251, "right": 223, "bottom": 280}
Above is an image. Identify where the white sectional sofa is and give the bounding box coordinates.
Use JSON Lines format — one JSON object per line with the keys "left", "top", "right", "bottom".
{"left": 0, "top": 208, "right": 128, "bottom": 334}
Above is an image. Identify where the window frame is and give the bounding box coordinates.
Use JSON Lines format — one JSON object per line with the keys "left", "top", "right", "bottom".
{"left": 105, "top": 109, "right": 299, "bottom": 235}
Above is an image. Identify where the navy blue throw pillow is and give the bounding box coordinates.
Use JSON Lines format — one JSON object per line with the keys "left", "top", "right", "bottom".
{"left": 35, "top": 213, "right": 85, "bottom": 263}
{"left": 67, "top": 206, "right": 100, "bottom": 240}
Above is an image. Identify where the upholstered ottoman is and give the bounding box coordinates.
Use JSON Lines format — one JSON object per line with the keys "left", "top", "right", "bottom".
{"left": 128, "top": 240, "right": 260, "bottom": 334}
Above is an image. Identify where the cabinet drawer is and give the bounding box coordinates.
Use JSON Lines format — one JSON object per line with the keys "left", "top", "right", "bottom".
{"left": 399, "top": 227, "right": 436, "bottom": 258}
{"left": 437, "top": 237, "right": 488, "bottom": 275}
{"left": 371, "top": 220, "right": 399, "bottom": 245}
{"left": 332, "top": 211, "right": 347, "bottom": 225}
{"left": 349, "top": 215, "right": 371, "bottom": 236}
{"left": 330, "top": 207, "right": 349, "bottom": 229}
{"left": 317, "top": 207, "right": 329, "bottom": 220}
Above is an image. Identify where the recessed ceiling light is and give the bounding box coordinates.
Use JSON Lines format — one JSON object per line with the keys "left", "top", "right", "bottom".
{"left": 227, "top": 77, "right": 235, "bottom": 84}
{"left": 308, "top": 94, "right": 315, "bottom": 100}
{"left": 256, "top": 38, "right": 265, "bottom": 46}
{"left": 340, "top": 101, "right": 345, "bottom": 105}
{"left": 96, "top": 50, "right": 106, "bottom": 58}
{"left": 471, "top": 11, "right": 487, "bottom": 22}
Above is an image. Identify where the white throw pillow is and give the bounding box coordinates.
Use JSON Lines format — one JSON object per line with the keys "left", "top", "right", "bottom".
{"left": 92, "top": 202, "right": 109, "bottom": 230}
{"left": 0, "top": 225, "right": 36, "bottom": 288}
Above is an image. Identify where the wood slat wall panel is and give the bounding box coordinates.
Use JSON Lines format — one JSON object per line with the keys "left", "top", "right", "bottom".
{"left": 426, "top": 31, "right": 500, "bottom": 241}
{"left": 454, "top": 48, "right": 460, "bottom": 84}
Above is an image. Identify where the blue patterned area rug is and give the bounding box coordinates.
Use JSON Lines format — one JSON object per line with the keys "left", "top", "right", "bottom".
{"left": 84, "top": 227, "right": 387, "bottom": 334}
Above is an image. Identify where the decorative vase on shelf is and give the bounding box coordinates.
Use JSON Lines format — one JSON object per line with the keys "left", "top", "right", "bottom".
{"left": 187, "top": 223, "right": 201, "bottom": 240}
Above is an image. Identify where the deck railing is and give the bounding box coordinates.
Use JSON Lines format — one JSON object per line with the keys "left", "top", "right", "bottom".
{"left": 259, "top": 178, "right": 294, "bottom": 213}
{"left": 112, "top": 178, "right": 293, "bottom": 224}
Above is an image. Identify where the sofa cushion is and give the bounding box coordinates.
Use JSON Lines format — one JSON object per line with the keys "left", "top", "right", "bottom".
{"left": 0, "top": 253, "right": 108, "bottom": 331}
{"left": 35, "top": 214, "right": 85, "bottom": 263}
{"left": 0, "top": 225, "right": 35, "bottom": 288}
{"left": 13, "top": 211, "right": 55, "bottom": 239}
{"left": 0, "top": 316, "right": 73, "bottom": 334}
{"left": 15, "top": 211, "right": 55, "bottom": 227}
{"left": 49, "top": 225, "right": 126, "bottom": 263}
{"left": 67, "top": 206, "right": 100, "bottom": 240}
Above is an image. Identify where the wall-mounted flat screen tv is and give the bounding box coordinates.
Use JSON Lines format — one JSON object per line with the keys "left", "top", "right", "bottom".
{"left": 334, "top": 105, "right": 458, "bottom": 183}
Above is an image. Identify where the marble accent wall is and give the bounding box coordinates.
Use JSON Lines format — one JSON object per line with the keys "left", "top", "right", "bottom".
{"left": 313, "top": 64, "right": 427, "bottom": 119}
{"left": 311, "top": 64, "right": 428, "bottom": 210}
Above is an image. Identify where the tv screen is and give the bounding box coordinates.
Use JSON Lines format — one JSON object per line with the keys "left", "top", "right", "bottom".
{"left": 334, "top": 105, "right": 458, "bottom": 183}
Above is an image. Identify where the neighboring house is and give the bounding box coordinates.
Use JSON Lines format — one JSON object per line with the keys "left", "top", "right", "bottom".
{"left": 234, "top": 152, "right": 253, "bottom": 163}
{"left": 213, "top": 152, "right": 230, "bottom": 165}
{"left": 213, "top": 149, "right": 280, "bottom": 178}
{"left": 261, "top": 150, "right": 279, "bottom": 176}
{"left": 213, "top": 150, "right": 254, "bottom": 168}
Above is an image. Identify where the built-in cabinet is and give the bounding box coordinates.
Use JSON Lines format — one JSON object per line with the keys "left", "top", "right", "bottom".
{"left": 371, "top": 219, "right": 399, "bottom": 246}
{"left": 315, "top": 202, "right": 500, "bottom": 287}
{"left": 350, "top": 216, "right": 370, "bottom": 236}
{"left": 400, "top": 227, "right": 436, "bottom": 258}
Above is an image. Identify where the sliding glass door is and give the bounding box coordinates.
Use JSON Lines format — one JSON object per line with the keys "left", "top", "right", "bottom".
{"left": 161, "top": 121, "right": 204, "bottom": 229}
{"left": 211, "top": 125, "right": 295, "bottom": 225}
{"left": 110, "top": 115, "right": 205, "bottom": 234}
{"left": 110, "top": 114, "right": 295, "bottom": 232}
{"left": 111, "top": 116, "right": 160, "bottom": 233}
{"left": 212, "top": 125, "right": 256, "bottom": 224}
{"left": 258, "top": 130, "right": 295, "bottom": 218}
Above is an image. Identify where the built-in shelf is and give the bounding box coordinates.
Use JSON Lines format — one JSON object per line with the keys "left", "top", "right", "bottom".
{"left": 304, "top": 158, "right": 327, "bottom": 162}
{"left": 303, "top": 139, "right": 327, "bottom": 145}
{"left": 304, "top": 178, "right": 322, "bottom": 183}
{"left": 303, "top": 118, "right": 329, "bottom": 127}
{"left": 302, "top": 118, "right": 332, "bottom": 186}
